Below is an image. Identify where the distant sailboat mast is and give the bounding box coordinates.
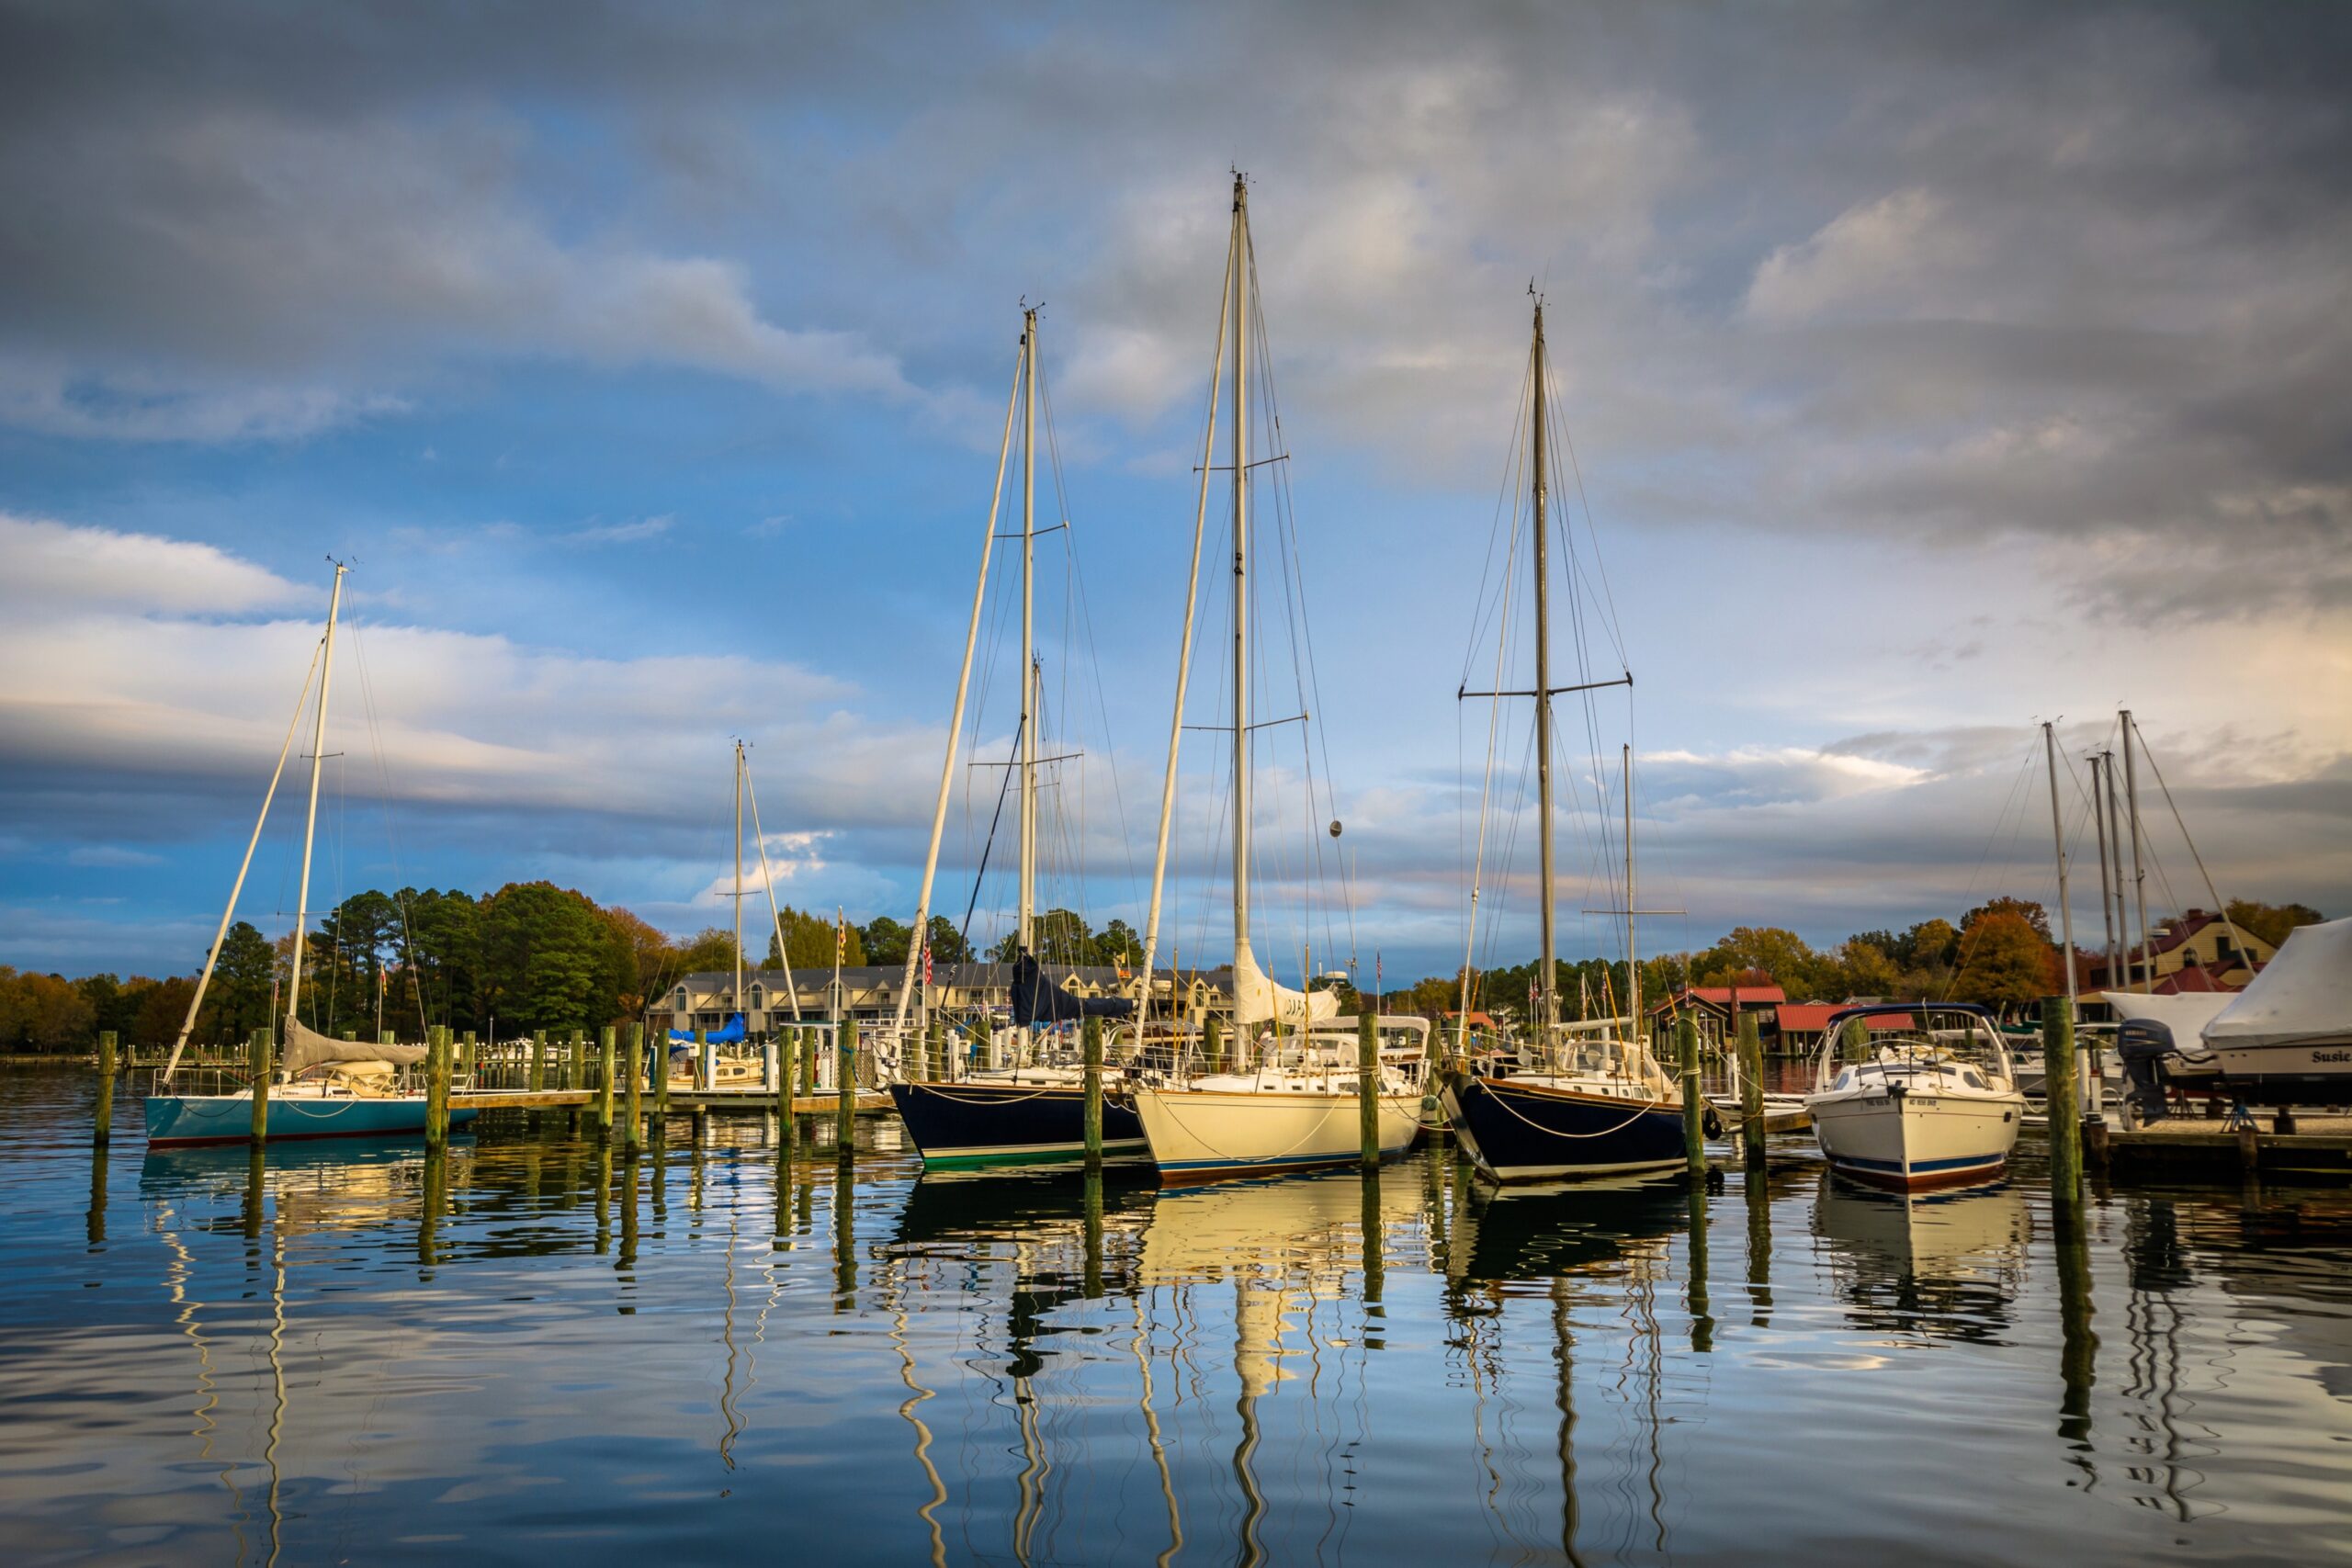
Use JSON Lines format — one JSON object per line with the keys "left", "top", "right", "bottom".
{"left": 281, "top": 561, "right": 347, "bottom": 1055}
{"left": 1532, "top": 302, "right": 1558, "bottom": 1038}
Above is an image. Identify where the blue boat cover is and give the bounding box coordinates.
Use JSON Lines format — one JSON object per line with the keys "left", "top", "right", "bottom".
{"left": 669, "top": 1013, "right": 747, "bottom": 1044}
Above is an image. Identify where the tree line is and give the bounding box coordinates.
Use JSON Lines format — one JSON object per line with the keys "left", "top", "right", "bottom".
{"left": 1385, "top": 895, "right": 2329, "bottom": 1023}
{"left": 2, "top": 886, "right": 2325, "bottom": 1052}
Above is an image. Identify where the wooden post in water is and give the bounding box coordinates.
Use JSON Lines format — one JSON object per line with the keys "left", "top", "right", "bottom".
{"left": 529, "top": 1032, "right": 547, "bottom": 1093}
{"left": 775, "top": 1031, "right": 795, "bottom": 1121}
{"left": 1204, "top": 1015, "right": 1224, "bottom": 1075}
{"left": 801, "top": 1024, "right": 819, "bottom": 1098}
{"left": 974, "top": 1015, "right": 992, "bottom": 1075}
{"left": 653, "top": 1027, "right": 673, "bottom": 1122}
{"left": 1358, "top": 1010, "right": 1380, "bottom": 1169}
{"left": 249, "top": 1026, "right": 272, "bottom": 1145}
{"left": 2042, "top": 998, "right": 2083, "bottom": 1200}
{"left": 1738, "top": 1011, "right": 1766, "bottom": 1170}
{"left": 835, "top": 1021, "right": 857, "bottom": 1152}
{"left": 623, "top": 1022, "right": 643, "bottom": 1149}
{"left": 597, "top": 1024, "right": 617, "bottom": 1137}
{"left": 93, "top": 1030, "right": 117, "bottom": 1146}
{"left": 929, "top": 1018, "right": 946, "bottom": 1083}
{"left": 1678, "top": 1014, "right": 1704, "bottom": 1180}
{"left": 430, "top": 1024, "right": 451, "bottom": 1146}
{"left": 1082, "top": 1015, "right": 1104, "bottom": 1173}
{"left": 459, "top": 1030, "right": 475, "bottom": 1088}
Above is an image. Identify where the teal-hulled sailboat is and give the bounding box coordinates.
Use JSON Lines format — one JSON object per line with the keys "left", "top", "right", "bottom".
{"left": 145, "top": 562, "right": 475, "bottom": 1148}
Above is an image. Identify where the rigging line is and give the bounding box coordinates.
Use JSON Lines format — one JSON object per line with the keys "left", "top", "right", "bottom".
{"left": 1550, "top": 378, "right": 1631, "bottom": 672}
{"left": 958, "top": 711, "right": 1025, "bottom": 958}
{"left": 1462, "top": 356, "right": 1539, "bottom": 687}
{"left": 1461, "top": 417, "right": 1529, "bottom": 1031}
{"left": 1934, "top": 739, "right": 2042, "bottom": 998}
{"left": 741, "top": 758, "right": 802, "bottom": 1021}
{"left": 2135, "top": 719, "right": 2239, "bottom": 949}
{"left": 1035, "top": 352, "right": 1143, "bottom": 919}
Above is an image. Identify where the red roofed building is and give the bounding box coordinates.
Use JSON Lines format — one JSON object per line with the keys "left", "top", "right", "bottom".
{"left": 1646, "top": 983, "right": 1788, "bottom": 1054}
{"left": 1773, "top": 1003, "right": 1917, "bottom": 1054}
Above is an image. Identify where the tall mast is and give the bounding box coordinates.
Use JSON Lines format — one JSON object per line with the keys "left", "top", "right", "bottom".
{"left": 2120, "top": 709, "right": 2153, "bottom": 992}
{"left": 283, "top": 560, "right": 346, "bottom": 1044}
{"left": 1531, "top": 302, "right": 1557, "bottom": 1037}
{"left": 2041, "top": 721, "right": 2079, "bottom": 1021}
{"left": 887, "top": 332, "right": 1024, "bottom": 1038}
{"left": 1019, "top": 308, "right": 1038, "bottom": 954}
{"left": 1623, "top": 743, "right": 1638, "bottom": 1028}
{"left": 1137, "top": 219, "right": 1236, "bottom": 1020}
{"left": 2103, "top": 748, "right": 2129, "bottom": 987}
{"left": 1229, "top": 175, "right": 1254, "bottom": 974}
{"left": 2088, "top": 752, "right": 2118, "bottom": 984}
{"left": 734, "top": 739, "right": 746, "bottom": 1023}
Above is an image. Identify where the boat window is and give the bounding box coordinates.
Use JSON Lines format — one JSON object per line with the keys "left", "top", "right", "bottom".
{"left": 1962, "top": 1070, "right": 1985, "bottom": 1089}
{"left": 1832, "top": 1070, "right": 1851, "bottom": 1091}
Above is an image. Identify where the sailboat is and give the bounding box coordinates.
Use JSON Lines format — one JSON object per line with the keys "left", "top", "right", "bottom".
{"left": 886, "top": 306, "right": 1148, "bottom": 1168}
{"left": 146, "top": 564, "right": 476, "bottom": 1148}
{"left": 1438, "top": 299, "right": 1690, "bottom": 1184}
{"left": 1126, "top": 176, "right": 1427, "bottom": 1182}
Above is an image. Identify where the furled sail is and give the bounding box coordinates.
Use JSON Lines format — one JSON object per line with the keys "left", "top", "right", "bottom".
{"left": 1228, "top": 946, "right": 1339, "bottom": 1030}
{"left": 281, "top": 1017, "right": 427, "bottom": 1076}
{"left": 1010, "top": 951, "right": 1136, "bottom": 1025}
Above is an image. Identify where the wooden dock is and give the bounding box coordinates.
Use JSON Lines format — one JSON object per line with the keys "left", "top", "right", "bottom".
{"left": 450, "top": 1088, "right": 895, "bottom": 1116}
{"left": 2098, "top": 1113, "right": 2352, "bottom": 1181}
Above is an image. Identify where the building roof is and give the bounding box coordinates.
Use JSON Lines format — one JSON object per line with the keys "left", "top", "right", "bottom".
{"left": 2150, "top": 965, "right": 2248, "bottom": 995}
{"left": 1647, "top": 984, "right": 1786, "bottom": 1016}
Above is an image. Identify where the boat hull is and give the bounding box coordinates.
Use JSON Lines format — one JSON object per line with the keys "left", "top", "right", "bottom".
{"left": 2212, "top": 1041, "right": 2352, "bottom": 1105}
{"left": 144, "top": 1091, "right": 479, "bottom": 1148}
{"left": 1131, "top": 1085, "right": 1419, "bottom": 1183}
{"left": 888, "top": 1080, "right": 1149, "bottom": 1168}
{"left": 1807, "top": 1089, "right": 2022, "bottom": 1191}
{"left": 1442, "top": 1074, "right": 1688, "bottom": 1183}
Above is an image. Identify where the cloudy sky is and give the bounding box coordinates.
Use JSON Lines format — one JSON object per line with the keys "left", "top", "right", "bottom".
{"left": 2, "top": 0, "right": 2346, "bottom": 981}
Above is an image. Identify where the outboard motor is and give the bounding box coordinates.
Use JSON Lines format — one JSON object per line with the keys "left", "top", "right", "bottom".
{"left": 2116, "top": 1018, "right": 2177, "bottom": 1124}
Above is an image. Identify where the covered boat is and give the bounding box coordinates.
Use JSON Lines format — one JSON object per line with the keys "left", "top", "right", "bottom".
{"left": 2202, "top": 918, "right": 2352, "bottom": 1102}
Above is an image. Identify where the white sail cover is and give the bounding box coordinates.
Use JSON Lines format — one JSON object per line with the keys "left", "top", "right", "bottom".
{"left": 2202, "top": 918, "right": 2352, "bottom": 1051}
{"left": 1228, "top": 946, "right": 1340, "bottom": 1029}
{"left": 283, "top": 1016, "right": 428, "bottom": 1076}
{"left": 2101, "top": 990, "right": 2237, "bottom": 1038}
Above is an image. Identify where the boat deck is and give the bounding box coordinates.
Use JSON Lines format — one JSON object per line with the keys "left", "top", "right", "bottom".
{"left": 450, "top": 1088, "right": 895, "bottom": 1115}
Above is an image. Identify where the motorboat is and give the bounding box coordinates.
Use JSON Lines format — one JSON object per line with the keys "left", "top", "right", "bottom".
{"left": 1804, "top": 1003, "right": 2027, "bottom": 1190}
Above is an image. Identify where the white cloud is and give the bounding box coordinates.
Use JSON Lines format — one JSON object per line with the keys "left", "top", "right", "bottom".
{"left": 0, "top": 512, "right": 306, "bottom": 615}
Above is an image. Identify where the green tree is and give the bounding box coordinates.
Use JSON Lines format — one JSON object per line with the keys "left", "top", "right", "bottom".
{"left": 674, "top": 926, "right": 741, "bottom": 976}
{"left": 1093, "top": 919, "right": 1140, "bottom": 968}
{"left": 1689, "top": 926, "right": 1831, "bottom": 998}
{"left": 987, "top": 908, "right": 1093, "bottom": 964}
{"left": 2224, "top": 898, "right": 2325, "bottom": 950}
{"left": 600, "top": 905, "right": 676, "bottom": 1017}
{"left": 213, "top": 920, "right": 278, "bottom": 1041}
{"left": 481, "top": 882, "right": 619, "bottom": 1033}
{"left": 0, "top": 967, "right": 96, "bottom": 1051}
{"left": 860, "top": 916, "right": 913, "bottom": 966}
{"left": 1833, "top": 939, "right": 1899, "bottom": 999}
{"left": 400, "top": 888, "right": 484, "bottom": 1033}
{"left": 923, "top": 916, "right": 972, "bottom": 966}
{"left": 763, "top": 905, "right": 864, "bottom": 970}
{"left": 1897, "top": 918, "right": 1960, "bottom": 972}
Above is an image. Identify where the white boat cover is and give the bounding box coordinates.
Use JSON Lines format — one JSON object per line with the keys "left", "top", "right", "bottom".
{"left": 2101, "top": 990, "right": 2237, "bottom": 1038}
{"left": 283, "top": 1016, "right": 428, "bottom": 1076}
{"left": 1229, "top": 945, "right": 1340, "bottom": 1029}
{"left": 2201, "top": 918, "right": 2352, "bottom": 1050}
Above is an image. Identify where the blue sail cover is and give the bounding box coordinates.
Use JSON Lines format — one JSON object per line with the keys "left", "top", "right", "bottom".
{"left": 669, "top": 1013, "right": 747, "bottom": 1044}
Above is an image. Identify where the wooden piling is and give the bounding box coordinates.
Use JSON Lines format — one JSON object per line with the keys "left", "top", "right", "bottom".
{"left": 93, "top": 1029, "right": 116, "bottom": 1147}
{"left": 928, "top": 1017, "right": 945, "bottom": 1083}
{"left": 425, "top": 1025, "right": 449, "bottom": 1150}
{"left": 1357, "top": 1010, "right": 1380, "bottom": 1169}
{"left": 598, "top": 1025, "right": 617, "bottom": 1137}
{"left": 775, "top": 1031, "right": 795, "bottom": 1123}
{"left": 529, "top": 1031, "right": 547, "bottom": 1093}
{"left": 249, "top": 1026, "right": 272, "bottom": 1145}
{"left": 623, "top": 1021, "right": 644, "bottom": 1149}
{"left": 1678, "top": 1015, "right": 1704, "bottom": 1179}
{"left": 1204, "top": 1015, "right": 1225, "bottom": 1075}
{"left": 974, "top": 1015, "right": 992, "bottom": 1074}
{"left": 1737, "top": 1011, "right": 1766, "bottom": 1170}
{"left": 835, "top": 1021, "right": 857, "bottom": 1151}
{"left": 653, "top": 1027, "right": 673, "bottom": 1122}
{"left": 2042, "top": 999, "right": 2083, "bottom": 1198}
{"left": 459, "top": 1030, "right": 475, "bottom": 1087}
{"left": 801, "top": 1024, "right": 819, "bottom": 1097}
{"left": 1082, "top": 1015, "right": 1104, "bottom": 1173}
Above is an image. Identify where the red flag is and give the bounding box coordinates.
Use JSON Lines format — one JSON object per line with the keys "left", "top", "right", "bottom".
{"left": 922, "top": 944, "right": 933, "bottom": 987}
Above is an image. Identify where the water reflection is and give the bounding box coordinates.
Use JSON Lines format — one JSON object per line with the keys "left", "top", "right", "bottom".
{"left": 6, "top": 1067, "right": 2347, "bottom": 1567}
{"left": 1812, "top": 1173, "right": 2030, "bottom": 1341}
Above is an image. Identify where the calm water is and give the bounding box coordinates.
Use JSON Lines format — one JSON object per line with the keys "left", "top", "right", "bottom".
{"left": 6, "top": 1068, "right": 2349, "bottom": 1567}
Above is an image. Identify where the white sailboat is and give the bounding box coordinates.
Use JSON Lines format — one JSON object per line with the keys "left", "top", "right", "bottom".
{"left": 1128, "top": 176, "right": 1425, "bottom": 1181}
{"left": 146, "top": 563, "right": 471, "bottom": 1147}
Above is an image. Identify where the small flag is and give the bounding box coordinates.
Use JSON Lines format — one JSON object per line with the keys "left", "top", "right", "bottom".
{"left": 922, "top": 943, "right": 933, "bottom": 987}
{"left": 835, "top": 912, "right": 847, "bottom": 962}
